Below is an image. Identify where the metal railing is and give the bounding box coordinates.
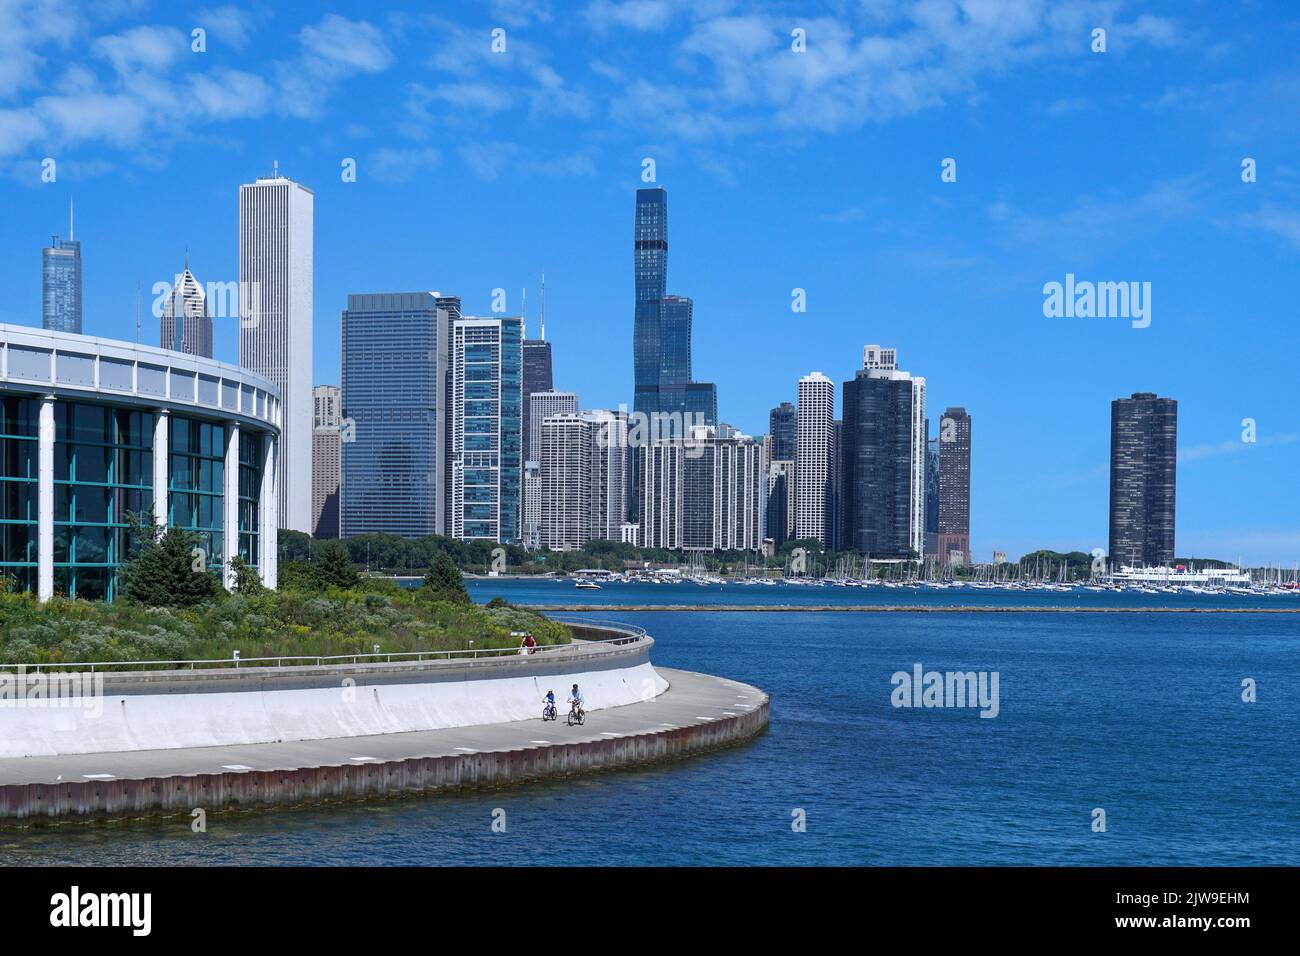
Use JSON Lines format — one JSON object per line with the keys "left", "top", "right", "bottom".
{"left": 10, "top": 619, "right": 648, "bottom": 674}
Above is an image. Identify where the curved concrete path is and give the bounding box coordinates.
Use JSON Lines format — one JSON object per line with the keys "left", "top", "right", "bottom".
{"left": 0, "top": 668, "right": 769, "bottom": 822}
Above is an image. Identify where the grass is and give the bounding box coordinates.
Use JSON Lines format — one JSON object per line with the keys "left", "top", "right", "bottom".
{"left": 0, "top": 579, "right": 570, "bottom": 668}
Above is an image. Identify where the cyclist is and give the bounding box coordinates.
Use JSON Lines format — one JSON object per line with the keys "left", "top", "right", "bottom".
{"left": 542, "top": 689, "right": 557, "bottom": 720}
{"left": 568, "top": 683, "right": 585, "bottom": 720}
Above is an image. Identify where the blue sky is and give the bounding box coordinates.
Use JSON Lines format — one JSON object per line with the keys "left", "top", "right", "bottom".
{"left": 2, "top": 0, "right": 1298, "bottom": 563}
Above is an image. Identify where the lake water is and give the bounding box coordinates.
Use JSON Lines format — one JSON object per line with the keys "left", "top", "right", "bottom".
{"left": 6, "top": 581, "right": 1298, "bottom": 866}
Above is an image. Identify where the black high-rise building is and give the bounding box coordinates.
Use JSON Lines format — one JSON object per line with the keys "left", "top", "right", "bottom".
{"left": 840, "top": 371, "right": 917, "bottom": 558}
{"left": 1109, "top": 392, "right": 1177, "bottom": 568}
{"left": 522, "top": 339, "right": 553, "bottom": 463}
{"left": 769, "top": 401, "right": 796, "bottom": 461}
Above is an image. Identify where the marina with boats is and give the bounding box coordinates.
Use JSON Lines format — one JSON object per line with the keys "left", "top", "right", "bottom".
{"left": 553, "top": 561, "right": 1300, "bottom": 598}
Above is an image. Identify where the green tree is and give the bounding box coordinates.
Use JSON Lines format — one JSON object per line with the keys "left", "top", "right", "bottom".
{"left": 228, "top": 555, "right": 266, "bottom": 595}
{"left": 315, "top": 539, "right": 358, "bottom": 590}
{"left": 423, "top": 551, "right": 470, "bottom": 604}
{"left": 123, "top": 526, "right": 218, "bottom": 607}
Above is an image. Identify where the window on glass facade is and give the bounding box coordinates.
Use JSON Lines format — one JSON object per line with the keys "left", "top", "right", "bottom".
{"left": 52, "top": 402, "right": 154, "bottom": 600}
{"left": 0, "top": 397, "right": 39, "bottom": 593}
{"left": 238, "top": 430, "right": 262, "bottom": 567}
{"left": 170, "top": 416, "right": 224, "bottom": 575}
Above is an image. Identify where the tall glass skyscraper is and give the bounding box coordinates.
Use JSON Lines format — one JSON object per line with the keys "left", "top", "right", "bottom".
{"left": 452, "top": 315, "right": 523, "bottom": 543}
{"left": 633, "top": 187, "right": 668, "bottom": 422}
{"left": 631, "top": 188, "right": 716, "bottom": 436}
{"left": 42, "top": 229, "right": 82, "bottom": 335}
{"left": 1109, "top": 392, "right": 1177, "bottom": 568}
{"left": 769, "top": 402, "right": 797, "bottom": 461}
{"left": 839, "top": 349, "right": 927, "bottom": 559}
{"left": 521, "top": 338, "right": 553, "bottom": 463}
{"left": 340, "top": 293, "right": 451, "bottom": 538}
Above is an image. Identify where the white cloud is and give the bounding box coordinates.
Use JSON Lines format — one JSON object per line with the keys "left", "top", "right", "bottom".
{"left": 585, "top": 0, "right": 684, "bottom": 33}
{"left": 370, "top": 146, "right": 441, "bottom": 184}
{"left": 1179, "top": 432, "right": 1299, "bottom": 464}
{"left": 298, "top": 14, "right": 393, "bottom": 75}
{"left": 196, "top": 5, "right": 257, "bottom": 51}
{"left": 1242, "top": 207, "right": 1300, "bottom": 254}
{"left": 93, "top": 25, "right": 187, "bottom": 75}
{"left": 188, "top": 69, "right": 273, "bottom": 120}
{"left": 459, "top": 141, "right": 596, "bottom": 181}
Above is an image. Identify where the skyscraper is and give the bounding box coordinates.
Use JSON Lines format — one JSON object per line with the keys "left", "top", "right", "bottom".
{"left": 1109, "top": 392, "right": 1177, "bottom": 568}
{"left": 769, "top": 402, "right": 797, "bottom": 461}
{"left": 795, "top": 372, "right": 835, "bottom": 546}
{"left": 521, "top": 274, "right": 554, "bottom": 468}
{"left": 528, "top": 390, "right": 579, "bottom": 463}
{"left": 451, "top": 315, "right": 523, "bottom": 543}
{"left": 633, "top": 187, "right": 668, "bottom": 424}
{"left": 585, "top": 409, "right": 633, "bottom": 542}
{"left": 42, "top": 203, "right": 81, "bottom": 334}
{"left": 539, "top": 413, "right": 592, "bottom": 551}
{"left": 239, "top": 170, "right": 313, "bottom": 532}
{"left": 639, "top": 425, "right": 765, "bottom": 552}
{"left": 839, "top": 347, "right": 926, "bottom": 559}
{"left": 311, "top": 384, "right": 341, "bottom": 538}
{"left": 923, "top": 430, "right": 940, "bottom": 557}
{"left": 765, "top": 460, "right": 794, "bottom": 549}
{"left": 522, "top": 341, "right": 552, "bottom": 456}
{"left": 160, "top": 258, "right": 214, "bottom": 358}
{"left": 524, "top": 389, "right": 577, "bottom": 548}
{"left": 340, "top": 293, "right": 450, "bottom": 538}
{"left": 936, "top": 407, "right": 972, "bottom": 565}
{"left": 631, "top": 187, "right": 716, "bottom": 437}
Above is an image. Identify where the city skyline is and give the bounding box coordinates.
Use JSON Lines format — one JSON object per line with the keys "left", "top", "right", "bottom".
{"left": 3, "top": 2, "right": 1298, "bottom": 563}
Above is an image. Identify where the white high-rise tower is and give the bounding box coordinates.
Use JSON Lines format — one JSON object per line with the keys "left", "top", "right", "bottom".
{"left": 239, "top": 169, "right": 313, "bottom": 533}
{"left": 795, "top": 371, "right": 835, "bottom": 547}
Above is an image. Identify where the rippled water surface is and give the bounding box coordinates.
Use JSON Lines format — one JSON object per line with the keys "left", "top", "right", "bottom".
{"left": 5, "top": 584, "right": 1298, "bottom": 865}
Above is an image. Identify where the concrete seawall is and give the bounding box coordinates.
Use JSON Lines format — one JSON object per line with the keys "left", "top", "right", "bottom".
{"left": 0, "top": 667, "right": 768, "bottom": 824}
{"left": 0, "top": 633, "right": 667, "bottom": 759}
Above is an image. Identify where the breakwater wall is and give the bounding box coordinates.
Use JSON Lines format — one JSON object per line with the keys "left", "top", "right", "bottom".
{"left": 0, "top": 635, "right": 667, "bottom": 759}
{"left": 0, "top": 690, "right": 769, "bottom": 823}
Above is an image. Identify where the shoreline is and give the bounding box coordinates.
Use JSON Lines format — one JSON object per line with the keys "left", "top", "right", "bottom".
{"left": 0, "top": 667, "right": 767, "bottom": 825}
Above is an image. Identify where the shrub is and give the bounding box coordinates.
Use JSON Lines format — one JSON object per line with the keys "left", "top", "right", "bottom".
{"left": 423, "top": 552, "right": 470, "bottom": 604}
{"left": 122, "top": 526, "right": 218, "bottom": 607}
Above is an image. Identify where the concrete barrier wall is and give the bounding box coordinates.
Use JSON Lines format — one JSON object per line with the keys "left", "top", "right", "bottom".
{"left": 0, "top": 696, "right": 770, "bottom": 823}
{"left": 0, "top": 638, "right": 668, "bottom": 759}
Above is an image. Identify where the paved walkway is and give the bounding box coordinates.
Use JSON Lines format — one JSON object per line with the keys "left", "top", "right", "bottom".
{"left": 0, "top": 668, "right": 765, "bottom": 787}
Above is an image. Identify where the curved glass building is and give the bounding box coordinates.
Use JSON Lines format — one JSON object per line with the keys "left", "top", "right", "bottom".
{"left": 0, "top": 324, "right": 280, "bottom": 601}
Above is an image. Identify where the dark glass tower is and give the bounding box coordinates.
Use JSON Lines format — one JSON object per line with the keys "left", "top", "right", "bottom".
{"left": 1109, "top": 392, "right": 1177, "bottom": 568}
{"left": 340, "top": 292, "right": 450, "bottom": 538}
{"left": 631, "top": 187, "right": 715, "bottom": 436}
{"left": 43, "top": 235, "right": 82, "bottom": 334}
{"left": 936, "top": 407, "right": 971, "bottom": 564}
{"left": 769, "top": 401, "right": 796, "bottom": 461}
{"left": 633, "top": 188, "right": 668, "bottom": 422}
{"left": 521, "top": 338, "right": 553, "bottom": 463}
{"left": 840, "top": 371, "right": 917, "bottom": 558}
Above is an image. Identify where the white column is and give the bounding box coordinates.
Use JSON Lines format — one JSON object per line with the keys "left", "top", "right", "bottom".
{"left": 223, "top": 421, "right": 240, "bottom": 589}
{"left": 37, "top": 395, "right": 55, "bottom": 602}
{"left": 259, "top": 434, "right": 278, "bottom": 589}
{"left": 152, "top": 409, "right": 169, "bottom": 530}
